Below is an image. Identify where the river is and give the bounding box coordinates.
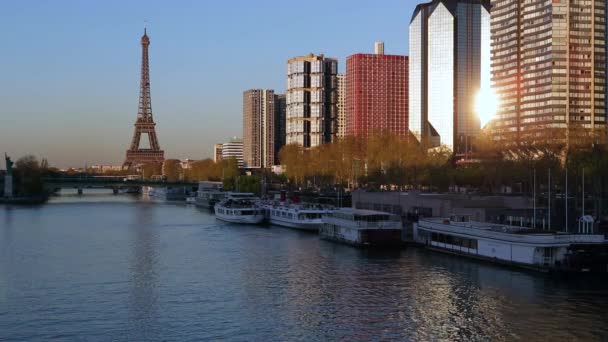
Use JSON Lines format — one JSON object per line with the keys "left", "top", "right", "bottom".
{"left": 1, "top": 191, "right": 607, "bottom": 341}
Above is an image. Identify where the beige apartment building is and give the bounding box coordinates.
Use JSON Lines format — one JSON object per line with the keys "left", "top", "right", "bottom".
{"left": 490, "top": 0, "right": 606, "bottom": 143}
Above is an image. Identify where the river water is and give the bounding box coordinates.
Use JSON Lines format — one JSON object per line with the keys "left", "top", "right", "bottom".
{"left": 1, "top": 191, "right": 607, "bottom": 341}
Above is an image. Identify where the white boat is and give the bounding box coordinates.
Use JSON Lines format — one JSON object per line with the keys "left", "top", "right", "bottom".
{"left": 320, "top": 208, "right": 402, "bottom": 247}
{"left": 214, "top": 193, "right": 265, "bottom": 224}
{"left": 195, "top": 181, "right": 225, "bottom": 209}
{"left": 262, "top": 202, "right": 332, "bottom": 232}
{"left": 413, "top": 215, "right": 608, "bottom": 272}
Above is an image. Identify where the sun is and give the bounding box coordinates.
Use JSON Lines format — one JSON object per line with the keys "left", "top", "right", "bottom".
{"left": 475, "top": 87, "right": 498, "bottom": 128}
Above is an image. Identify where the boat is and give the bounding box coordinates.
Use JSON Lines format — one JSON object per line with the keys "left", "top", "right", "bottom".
{"left": 320, "top": 208, "right": 402, "bottom": 247}
{"left": 195, "top": 181, "right": 225, "bottom": 209}
{"left": 119, "top": 186, "right": 141, "bottom": 194}
{"left": 145, "top": 186, "right": 188, "bottom": 201}
{"left": 262, "top": 202, "right": 332, "bottom": 232}
{"left": 413, "top": 215, "right": 608, "bottom": 273}
{"left": 214, "top": 193, "right": 265, "bottom": 224}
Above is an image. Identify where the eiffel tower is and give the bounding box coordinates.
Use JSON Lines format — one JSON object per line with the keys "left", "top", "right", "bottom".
{"left": 123, "top": 28, "right": 165, "bottom": 168}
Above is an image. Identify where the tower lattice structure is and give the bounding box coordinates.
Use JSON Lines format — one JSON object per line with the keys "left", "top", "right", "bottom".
{"left": 123, "top": 29, "right": 165, "bottom": 168}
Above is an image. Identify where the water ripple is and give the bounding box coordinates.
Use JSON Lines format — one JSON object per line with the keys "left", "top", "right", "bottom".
{"left": 1, "top": 195, "right": 608, "bottom": 341}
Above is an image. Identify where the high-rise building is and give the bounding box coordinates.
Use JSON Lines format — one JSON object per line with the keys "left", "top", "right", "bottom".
{"left": 286, "top": 54, "right": 338, "bottom": 147}
{"left": 490, "top": 0, "right": 606, "bottom": 143}
{"left": 213, "top": 144, "right": 223, "bottom": 163}
{"left": 243, "top": 89, "right": 276, "bottom": 168}
{"left": 274, "top": 94, "right": 287, "bottom": 162}
{"left": 336, "top": 73, "right": 346, "bottom": 138}
{"left": 409, "top": 0, "right": 491, "bottom": 152}
{"left": 346, "top": 44, "right": 409, "bottom": 138}
{"left": 222, "top": 138, "right": 244, "bottom": 168}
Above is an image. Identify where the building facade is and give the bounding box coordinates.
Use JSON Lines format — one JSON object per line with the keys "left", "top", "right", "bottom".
{"left": 490, "top": 0, "right": 606, "bottom": 143}
{"left": 409, "top": 0, "right": 491, "bottom": 152}
{"left": 213, "top": 144, "right": 223, "bottom": 163}
{"left": 222, "top": 138, "right": 244, "bottom": 168}
{"left": 336, "top": 73, "right": 346, "bottom": 138}
{"left": 286, "top": 54, "right": 338, "bottom": 147}
{"left": 243, "top": 89, "right": 276, "bottom": 168}
{"left": 274, "top": 94, "right": 287, "bottom": 162}
{"left": 346, "top": 43, "right": 409, "bottom": 138}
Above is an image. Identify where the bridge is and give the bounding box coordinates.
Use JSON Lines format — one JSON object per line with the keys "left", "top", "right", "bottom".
{"left": 42, "top": 176, "right": 198, "bottom": 195}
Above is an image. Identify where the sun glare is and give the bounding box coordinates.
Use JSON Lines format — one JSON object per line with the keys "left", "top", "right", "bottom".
{"left": 475, "top": 87, "right": 498, "bottom": 128}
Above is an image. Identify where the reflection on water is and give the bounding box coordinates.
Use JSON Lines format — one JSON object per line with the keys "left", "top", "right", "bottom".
{"left": 0, "top": 194, "right": 607, "bottom": 341}
{"left": 128, "top": 202, "right": 160, "bottom": 340}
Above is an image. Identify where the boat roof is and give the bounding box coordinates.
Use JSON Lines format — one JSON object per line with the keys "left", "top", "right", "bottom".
{"left": 226, "top": 192, "right": 257, "bottom": 199}
{"left": 335, "top": 208, "right": 397, "bottom": 217}
{"left": 420, "top": 217, "right": 590, "bottom": 236}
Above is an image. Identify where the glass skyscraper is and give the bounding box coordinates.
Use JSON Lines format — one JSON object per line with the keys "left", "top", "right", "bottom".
{"left": 409, "top": 0, "right": 491, "bottom": 152}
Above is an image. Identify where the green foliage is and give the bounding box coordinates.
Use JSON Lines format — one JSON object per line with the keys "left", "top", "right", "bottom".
{"left": 236, "top": 176, "right": 261, "bottom": 195}
{"left": 13, "top": 155, "right": 52, "bottom": 196}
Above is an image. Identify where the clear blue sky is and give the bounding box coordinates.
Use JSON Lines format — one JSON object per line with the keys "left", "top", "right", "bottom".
{"left": 0, "top": 0, "right": 416, "bottom": 168}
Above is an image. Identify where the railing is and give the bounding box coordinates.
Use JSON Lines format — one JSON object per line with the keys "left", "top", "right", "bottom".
{"left": 323, "top": 217, "right": 402, "bottom": 229}
{"left": 418, "top": 220, "right": 606, "bottom": 245}
{"left": 42, "top": 177, "right": 196, "bottom": 186}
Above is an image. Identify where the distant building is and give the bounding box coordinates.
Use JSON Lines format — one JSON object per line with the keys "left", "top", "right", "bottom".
{"left": 222, "top": 138, "right": 244, "bottom": 168}
{"left": 490, "top": 0, "right": 607, "bottom": 144}
{"left": 346, "top": 43, "right": 408, "bottom": 138}
{"left": 286, "top": 54, "right": 338, "bottom": 147}
{"left": 243, "top": 89, "right": 276, "bottom": 168}
{"left": 90, "top": 165, "right": 124, "bottom": 173}
{"left": 336, "top": 73, "right": 346, "bottom": 138}
{"left": 409, "top": 0, "right": 490, "bottom": 152}
{"left": 213, "top": 144, "right": 223, "bottom": 163}
{"left": 274, "top": 93, "right": 286, "bottom": 162}
{"left": 180, "top": 159, "right": 195, "bottom": 170}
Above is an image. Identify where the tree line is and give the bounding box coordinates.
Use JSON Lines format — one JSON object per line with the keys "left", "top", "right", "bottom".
{"left": 277, "top": 127, "right": 608, "bottom": 218}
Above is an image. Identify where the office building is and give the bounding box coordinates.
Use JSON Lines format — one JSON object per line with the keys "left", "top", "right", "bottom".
{"left": 243, "top": 89, "right": 276, "bottom": 168}
{"left": 409, "top": 0, "right": 491, "bottom": 152}
{"left": 222, "top": 138, "right": 244, "bottom": 168}
{"left": 490, "top": 0, "right": 606, "bottom": 143}
{"left": 346, "top": 43, "right": 409, "bottom": 138}
{"left": 274, "top": 94, "right": 287, "bottom": 162}
{"left": 213, "top": 144, "right": 223, "bottom": 163}
{"left": 336, "top": 73, "right": 346, "bottom": 138}
{"left": 286, "top": 54, "right": 338, "bottom": 147}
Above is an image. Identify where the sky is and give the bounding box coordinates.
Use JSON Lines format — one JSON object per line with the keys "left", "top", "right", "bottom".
{"left": 0, "top": 0, "right": 417, "bottom": 168}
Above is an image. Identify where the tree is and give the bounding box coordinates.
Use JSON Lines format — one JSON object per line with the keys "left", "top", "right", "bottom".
{"left": 162, "top": 159, "right": 182, "bottom": 182}
{"left": 141, "top": 162, "right": 162, "bottom": 180}
{"left": 236, "top": 176, "right": 261, "bottom": 195}
{"left": 14, "top": 155, "right": 44, "bottom": 196}
{"left": 221, "top": 158, "right": 240, "bottom": 190}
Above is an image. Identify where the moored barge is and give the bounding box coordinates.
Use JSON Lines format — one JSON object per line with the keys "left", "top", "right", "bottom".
{"left": 413, "top": 215, "right": 608, "bottom": 273}
{"left": 320, "top": 208, "right": 402, "bottom": 247}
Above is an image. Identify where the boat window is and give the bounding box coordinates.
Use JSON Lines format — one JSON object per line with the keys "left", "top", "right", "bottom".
{"left": 431, "top": 232, "right": 477, "bottom": 249}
